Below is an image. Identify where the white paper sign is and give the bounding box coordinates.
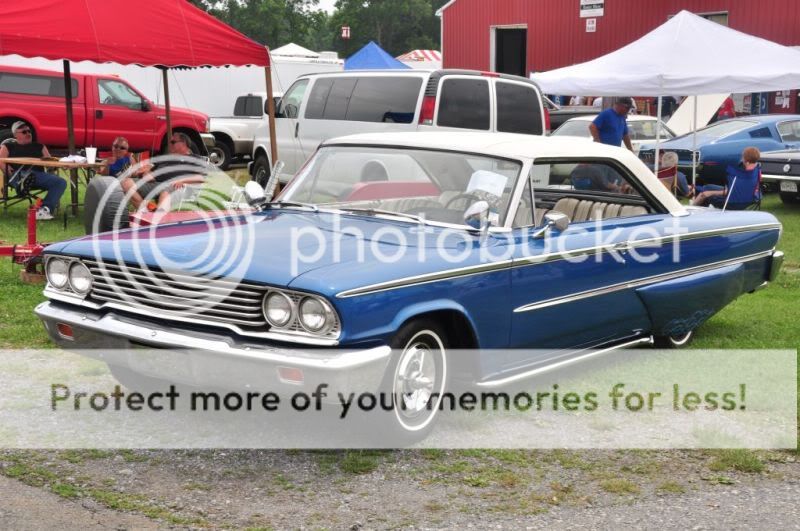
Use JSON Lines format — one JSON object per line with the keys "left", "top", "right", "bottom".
{"left": 466, "top": 170, "right": 508, "bottom": 197}
{"left": 529, "top": 165, "right": 551, "bottom": 187}
{"left": 580, "top": 0, "right": 604, "bottom": 18}
{"left": 586, "top": 18, "right": 596, "bottom": 32}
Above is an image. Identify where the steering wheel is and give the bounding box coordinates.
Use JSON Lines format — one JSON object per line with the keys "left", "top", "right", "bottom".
{"left": 444, "top": 192, "right": 483, "bottom": 210}
{"left": 102, "top": 96, "right": 115, "bottom": 105}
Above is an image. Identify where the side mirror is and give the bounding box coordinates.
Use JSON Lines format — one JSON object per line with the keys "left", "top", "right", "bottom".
{"left": 263, "top": 160, "right": 285, "bottom": 201}
{"left": 244, "top": 180, "right": 266, "bottom": 206}
{"left": 534, "top": 211, "right": 570, "bottom": 239}
{"left": 544, "top": 211, "right": 570, "bottom": 232}
{"left": 464, "top": 200, "right": 490, "bottom": 241}
{"left": 141, "top": 100, "right": 151, "bottom": 112}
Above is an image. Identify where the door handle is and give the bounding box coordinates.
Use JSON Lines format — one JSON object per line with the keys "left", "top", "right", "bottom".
{"left": 95, "top": 110, "right": 103, "bottom": 119}
{"left": 294, "top": 122, "right": 299, "bottom": 138}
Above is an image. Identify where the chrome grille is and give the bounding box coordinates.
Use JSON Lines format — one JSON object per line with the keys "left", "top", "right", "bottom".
{"left": 85, "top": 260, "right": 267, "bottom": 327}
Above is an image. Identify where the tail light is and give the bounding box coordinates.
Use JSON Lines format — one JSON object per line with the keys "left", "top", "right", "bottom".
{"left": 419, "top": 96, "right": 436, "bottom": 125}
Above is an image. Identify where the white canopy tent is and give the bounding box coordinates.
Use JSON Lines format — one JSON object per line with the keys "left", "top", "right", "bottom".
{"left": 530, "top": 10, "right": 800, "bottom": 186}
{"left": 271, "top": 43, "right": 320, "bottom": 59}
{"left": 530, "top": 10, "right": 800, "bottom": 96}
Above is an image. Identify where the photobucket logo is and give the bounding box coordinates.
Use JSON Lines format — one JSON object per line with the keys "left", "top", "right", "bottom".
{"left": 88, "top": 155, "right": 258, "bottom": 316}
{"left": 289, "top": 214, "right": 692, "bottom": 274}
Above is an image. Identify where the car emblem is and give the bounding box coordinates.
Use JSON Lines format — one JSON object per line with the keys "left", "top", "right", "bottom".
{"left": 784, "top": 164, "right": 792, "bottom": 173}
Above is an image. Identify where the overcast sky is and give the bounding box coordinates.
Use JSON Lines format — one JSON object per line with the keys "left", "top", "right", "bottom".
{"left": 317, "top": 0, "right": 336, "bottom": 13}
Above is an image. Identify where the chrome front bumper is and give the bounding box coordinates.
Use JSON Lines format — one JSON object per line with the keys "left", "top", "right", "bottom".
{"left": 200, "top": 133, "right": 216, "bottom": 148}
{"left": 35, "top": 301, "right": 391, "bottom": 396}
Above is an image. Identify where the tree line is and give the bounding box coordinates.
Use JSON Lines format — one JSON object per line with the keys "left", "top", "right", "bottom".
{"left": 189, "top": 0, "right": 449, "bottom": 57}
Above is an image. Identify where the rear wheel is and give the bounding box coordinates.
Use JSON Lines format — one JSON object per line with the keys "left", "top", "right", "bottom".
{"left": 83, "top": 176, "right": 129, "bottom": 234}
{"left": 779, "top": 191, "right": 800, "bottom": 204}
{"left": 654, "top": 330, "right": 694, "bottom": 348}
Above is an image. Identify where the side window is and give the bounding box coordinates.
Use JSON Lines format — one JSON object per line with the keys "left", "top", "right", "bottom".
{"left": 437, "top": 78, "right": 490, "bottom": 130}
{"left": 0, "top": 72, "right": 78, "bottom": 98}
{"left": 748, "top": 127, "right": 772, "bottom": 139}
{"left": 345, "top": 77, "right": 422, "bottom": 123}
{"left": 536, "top": 160, "right": 649, "bottom": 197}
{"left": 777, "top": 121, "right": 800, "bottom": 142}
{"left": 323, "top": 78, "right": 357, "bottom": 120}
{"left": 496, "top": 82, "right": 543, "bottom": 135}
{"left": 512, "top": 175, "right": 534, "bottom": 227}
{"left": 277, "top": 79, "right": 308, "bottom": 119}
{"left": 304, "top": 78, "right": 333, "bottom": 119}
{"left": 97, "top": 79, "right": 143, "bottom": 109}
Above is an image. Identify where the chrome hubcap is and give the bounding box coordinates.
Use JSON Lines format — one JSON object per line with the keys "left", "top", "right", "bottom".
{"left": 396, "top": 342, "right": 436, "bottom": 418}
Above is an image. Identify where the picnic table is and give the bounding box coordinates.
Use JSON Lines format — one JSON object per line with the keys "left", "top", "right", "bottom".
{"left": 0, "top": 157, "right": 105, "bottom": 216}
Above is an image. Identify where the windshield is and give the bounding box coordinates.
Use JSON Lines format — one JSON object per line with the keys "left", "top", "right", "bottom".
{"left": 553, "top": 118, "right": 674, "bottom": 141}
{"left": 683, "top": 119, "right": 755, "bottom": 142}
{"left": 551, "top": 120, "right": 591, "bottom": 137}
{"left": 280, "top": 146, "right": 523, "bottom": 227}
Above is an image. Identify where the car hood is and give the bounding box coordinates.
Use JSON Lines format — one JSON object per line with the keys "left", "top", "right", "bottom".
{"left": 46, "top": 209, "right": 492, "bottom": 294}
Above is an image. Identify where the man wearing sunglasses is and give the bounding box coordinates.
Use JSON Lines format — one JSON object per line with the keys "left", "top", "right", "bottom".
{"left": 0, "top": 121, "right": 67, "bottom": 220}
{"left": 121, "top": 132, "right": 205, "bottom": 211}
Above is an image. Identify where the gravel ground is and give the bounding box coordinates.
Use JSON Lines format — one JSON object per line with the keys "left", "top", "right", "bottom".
{"left": 1, "top": 448, "right": 798, "bottom": 529}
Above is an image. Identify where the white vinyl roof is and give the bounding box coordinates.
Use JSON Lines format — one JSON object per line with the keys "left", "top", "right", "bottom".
{"left": 530, "top": 10, "right": 800, "bottom": 96}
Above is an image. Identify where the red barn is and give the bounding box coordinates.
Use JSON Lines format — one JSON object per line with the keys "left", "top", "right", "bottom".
{"left": 438, "top": 0, "right": 800, "bottom": 75}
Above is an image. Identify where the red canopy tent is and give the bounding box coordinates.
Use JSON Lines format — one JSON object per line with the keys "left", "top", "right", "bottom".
{"left": 0, "top": 0, "right": 278, "bottom": 164}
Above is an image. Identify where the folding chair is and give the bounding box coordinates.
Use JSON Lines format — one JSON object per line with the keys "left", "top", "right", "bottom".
{"left": 1, "top": 140, "right": 45, "bottom": 211}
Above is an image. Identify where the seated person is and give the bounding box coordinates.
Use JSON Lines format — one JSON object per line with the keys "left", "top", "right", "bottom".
{"left": 570, "top": 163, "right": 630, "bottom": 193}
{"left": 693, "top": 147, "right": 761, "bottom": 209}
{"left": 0, "top": 121, "right": 67, "bottom": 220}
{"left": 99, "top": 136, "right": 140, "bottom": 177}
{"left": 119, "top": 132, "right": 205, "bottom": 211}
{"left": 657, "top": 151, "right": 692, "bottom": 197}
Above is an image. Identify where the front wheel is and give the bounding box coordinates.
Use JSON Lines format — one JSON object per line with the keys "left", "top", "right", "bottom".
{"left": 208, "top": 142, "right": 232, "bottom": 171}
{"left": 251, "top": 155, "right": 271, "bottom": 187}
{"left": 378, "top": 319, "right": 449, "bottom": 444}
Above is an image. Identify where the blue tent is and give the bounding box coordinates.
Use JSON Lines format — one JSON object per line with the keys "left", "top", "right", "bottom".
{"left": 344, "top": 41, "right": 410, "bottom": 70}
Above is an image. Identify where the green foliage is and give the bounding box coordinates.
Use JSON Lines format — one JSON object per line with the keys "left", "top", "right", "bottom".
{"left": 189, "top": 0, "right": 446, "bottom": 57}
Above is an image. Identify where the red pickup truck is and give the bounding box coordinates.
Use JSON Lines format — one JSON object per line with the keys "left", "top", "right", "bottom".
{"left": 0, "top": 65, "right": 214, "bottom": 154}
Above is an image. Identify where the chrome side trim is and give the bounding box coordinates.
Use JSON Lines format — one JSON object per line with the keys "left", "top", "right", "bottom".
{"left": 336, "top": 223, "right": 781, "bottom": 298}
{"left": 43, "top": 287, "right": 340, "bottom": 347}
{"left": 476, "top": 336, "right": 654, "bottom": 388}
{"left": 762, "top": 174, "right": 800, "bottom": 182}
{"left": 514, "top": 250, "right": 772, "bottom": 313}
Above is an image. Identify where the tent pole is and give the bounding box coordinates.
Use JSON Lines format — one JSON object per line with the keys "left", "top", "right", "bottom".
{"left": 654, "top": 96, "right": 663, "bottom": 175}
{"left": 162, "top": 68, "right": 172, "bottom": 152}
{"left": 264, "top": 63, "right": 279, "bottom": 186}
{"left": 63, "top": 60, "right": 79, "bottom": 216}
{"left": 692, "top": 95, "right": 698, "bottom": 191}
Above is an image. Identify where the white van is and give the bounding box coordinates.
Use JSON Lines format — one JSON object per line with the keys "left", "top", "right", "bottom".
{"left": 249, "top": 69, "right": 546, "bottom": 183}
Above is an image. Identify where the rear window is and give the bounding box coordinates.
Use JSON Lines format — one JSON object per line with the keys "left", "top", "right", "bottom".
{"left": 496, "top": 81, "right": 543, "bottom": 135}
{"left": 437, "top": 78, "right": 490, "bottom": 130}
{"left": 233, "top": 96, "right": 263, "bottom": 116}
{"left": 0, "top": 72, "right": 78, "bottom": 98}
{"left": 305, "top": 76, "right": 421, "bottom": 123}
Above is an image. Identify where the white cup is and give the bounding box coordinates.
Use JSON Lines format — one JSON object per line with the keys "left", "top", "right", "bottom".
{"left": 85, "top": 147, "right": 97, "bottom": 164}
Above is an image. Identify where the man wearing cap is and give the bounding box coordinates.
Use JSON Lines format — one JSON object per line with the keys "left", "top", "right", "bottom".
{"left": 0, "top": 121, "right": 66, "bottom": 220}
{"left": 588, "top": 98, "right": 635, "bottom": 151}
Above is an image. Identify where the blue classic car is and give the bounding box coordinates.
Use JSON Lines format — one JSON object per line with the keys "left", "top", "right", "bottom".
{"left": 639, "top": 114, "right": 800, "bottom": 184}
{"left": 36, "top": 132, "right": 783, "bottom": 439}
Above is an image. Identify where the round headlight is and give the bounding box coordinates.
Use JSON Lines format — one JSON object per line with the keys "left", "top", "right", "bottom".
{"left": 299, "top": 297, "right": 333, "bottom": 333}
{"left": 46, "top": 258, "right": 69, "bottom": 289}
{"left": 263, "top": 291, "right": 294, "bottom": 328}
{"left": 68, "top": 261, "right": 93, "bottom": 294}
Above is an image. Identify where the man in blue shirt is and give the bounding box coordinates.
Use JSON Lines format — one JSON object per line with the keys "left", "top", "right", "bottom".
{"left": 589, "top": 97, "right": 634, "bottom": 151}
